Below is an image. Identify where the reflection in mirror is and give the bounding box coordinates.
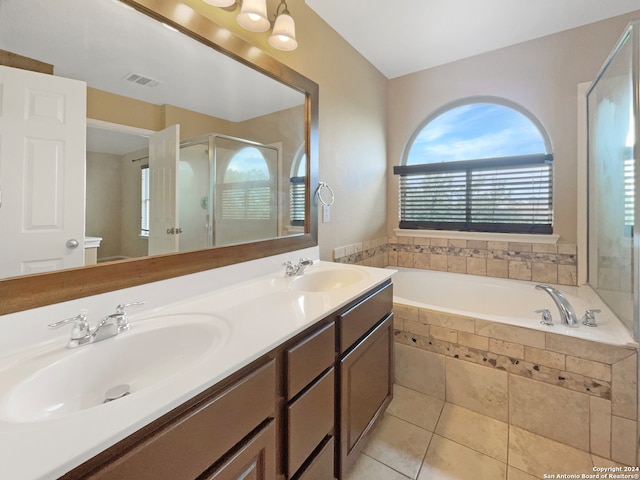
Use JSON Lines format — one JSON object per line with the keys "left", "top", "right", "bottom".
{"left": 0, "top": 0, "right": 306, "bottom": 281}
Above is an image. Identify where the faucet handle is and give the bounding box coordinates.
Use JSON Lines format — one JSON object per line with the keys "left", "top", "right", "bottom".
{"left": 48, "top": 310, "right": 90, "bottom": 340}
{"left": 582, "top": 309, "right": 601, "bottom": 327}
{"left": 115, "top": 302, "right": 145, "bottom": 314}
{"left": 534, "top": 308, "right": 553, "bottom": 326}
{"left": 114, "top": 302, "right": 144, "bottom": 332}
{"left": 298, "top": 257, "right": 314, "bottom": 266}
{"left": 283, "top": 261, "right": 298, "bottom": 276}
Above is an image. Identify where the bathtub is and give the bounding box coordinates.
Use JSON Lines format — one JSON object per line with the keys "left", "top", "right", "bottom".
{"left": 388, "top": 266, "right": 637, "bottom": 347}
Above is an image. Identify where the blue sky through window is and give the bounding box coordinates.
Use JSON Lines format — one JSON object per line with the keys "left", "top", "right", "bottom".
{"left": 406, "top": 103, "right": 547, "bottom": 165}
{"left": 225, "top": 147, "right": 270, "bottom": 182}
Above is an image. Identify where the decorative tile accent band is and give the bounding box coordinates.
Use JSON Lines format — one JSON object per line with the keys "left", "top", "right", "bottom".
{"left": 332, "top": 237, "right": 388, "bottom": 267}
{"left": 332, "top": 236, "right": 578, "bottom": 286}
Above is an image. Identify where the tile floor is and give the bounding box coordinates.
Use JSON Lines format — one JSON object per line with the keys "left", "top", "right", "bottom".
{"left": 345, "top": 384, "right": 629, "bottom": 480}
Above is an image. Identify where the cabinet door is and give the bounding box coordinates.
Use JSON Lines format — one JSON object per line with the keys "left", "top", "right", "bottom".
{"left": 203, "top": 420, "right": 276, "bottom": 480}
{"left": 338, "top": 314, "right": 393, "bottom": 477}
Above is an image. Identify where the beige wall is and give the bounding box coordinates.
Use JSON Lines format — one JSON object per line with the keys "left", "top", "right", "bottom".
{"left": 387, "top": 10, "right": 640, "bottom": 245}
{"left": 143, "top": 3, "right": 639, "bottom": 257}
{"left": 184, "top": 0, "right": 389, "bottom": 260}
{"left": 86, "top": 151, "right": 123, "bottom": 259}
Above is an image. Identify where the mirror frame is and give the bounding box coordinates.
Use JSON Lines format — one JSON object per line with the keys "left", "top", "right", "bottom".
{"left": 0, "top": 0, "right": 318, "bottom": 316}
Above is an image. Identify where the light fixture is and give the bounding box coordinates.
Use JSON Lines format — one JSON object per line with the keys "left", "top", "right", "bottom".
{"left": 268, "top": 0, "right": 297, "bottom": 51}
{"left": 202, "top": 0, "right": 298, "bottom": 51}
{"left": 236, "top": 0, "right": 270, "bottom": 32}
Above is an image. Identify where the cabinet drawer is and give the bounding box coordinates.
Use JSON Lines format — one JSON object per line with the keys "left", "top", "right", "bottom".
{"left": 286, "top": 322, "right": 335, "bottom": 400}
{"left": 203, "top": 420, "right": 276, "bottom": 480}
{"left": 339, "top": 282, "right": 392, "bottom": 353}
{"left": 86, "top": 360, "right": 276, "bottom": 480}
{"left": 296, "top": 436, "right": 335, "bottom": 480}
{"left": 287, "top": 368, "right": 335, "bottom": 477}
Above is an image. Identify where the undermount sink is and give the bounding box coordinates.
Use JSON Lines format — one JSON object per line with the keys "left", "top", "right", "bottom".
{"left": 0, "top": 313, "right": 231, "bottom": 423}
{"left": 289, "top": 266, "right": 368, "bottom": 292}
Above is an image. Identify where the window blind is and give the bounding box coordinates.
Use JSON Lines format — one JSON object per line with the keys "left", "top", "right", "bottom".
{"left": 624, "top": 157, "right": 634, "bottom": 228}
{"left": 289, "top": 176, "right": 305, "bottom": 226}
{"left": 220, "top": 181, "right": 271, "bottom": 220}
{"left": 394, "top": 154, "right": 553, "bottom": 234}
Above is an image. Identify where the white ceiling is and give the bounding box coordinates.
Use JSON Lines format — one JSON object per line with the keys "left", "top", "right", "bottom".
{"left": 305, "top": 0, "right": 640, "bottom": 79}
{"left": 0, "top": 0, "right": 306, "bottom": 155}
{"left": 0, "top": 0, "right": 304, "bottom": 123}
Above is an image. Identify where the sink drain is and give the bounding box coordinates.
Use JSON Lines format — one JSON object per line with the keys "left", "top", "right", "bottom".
{"left": 103, "top": 384, "right": 131, "bottom": 403}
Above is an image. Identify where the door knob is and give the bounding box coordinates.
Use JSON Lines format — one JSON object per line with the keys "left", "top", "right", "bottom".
{"left": 66, "top": 239, "right": 80, "bottom": 249}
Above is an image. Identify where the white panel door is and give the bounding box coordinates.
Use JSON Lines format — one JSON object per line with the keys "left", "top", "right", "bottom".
{"left": 148, "top": 124, "right": 180, "bottom": 255}
{"left": 0, "top": 65, "right": 86, "bottom": 278}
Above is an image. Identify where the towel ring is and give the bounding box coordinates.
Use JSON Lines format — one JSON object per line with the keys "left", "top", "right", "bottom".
{"left": 317, "top": 182, "right": 334, "bottom": 206}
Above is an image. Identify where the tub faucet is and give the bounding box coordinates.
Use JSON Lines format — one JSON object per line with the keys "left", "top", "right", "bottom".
{"left": 535, "top": 284, "right": 578, "bottom": 327}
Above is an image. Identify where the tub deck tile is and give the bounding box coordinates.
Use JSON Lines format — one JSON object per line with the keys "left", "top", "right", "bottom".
{"left": 475, "top": 319, "right": 546, "bottom": 349}
{"left": 546, "top": 333, "right": 635, "bottom": 364}
{"left": 416, "top": 307, "right": 475, "bottom": 333}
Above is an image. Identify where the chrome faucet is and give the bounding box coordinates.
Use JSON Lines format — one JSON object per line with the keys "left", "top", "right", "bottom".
{"left": 535, "top": 284, "right": 578, "bottom": 327}
{"left": 283, "top": 257, "right": 314, "bottom": 277}
{"left": 48, "top": 302, "right": 144, "bottom": 348}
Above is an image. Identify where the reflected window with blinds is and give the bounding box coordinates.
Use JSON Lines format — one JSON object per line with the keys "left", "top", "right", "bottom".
{"left": 395, "top": 100, "right": 554, "bottom": 234}
{"left": 221, "top": 147, "right": 273, "bottom": 220}
{"left": 289, "top": 149, "right": 306, "bottom": 227}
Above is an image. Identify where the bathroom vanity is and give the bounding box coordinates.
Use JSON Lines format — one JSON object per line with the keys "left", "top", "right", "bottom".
{"left": 0, "top": 253, "right": 394, "bottom": 480}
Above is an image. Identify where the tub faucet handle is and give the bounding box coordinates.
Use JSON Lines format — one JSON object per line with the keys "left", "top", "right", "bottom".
{"left": 534, "top": 308, "right": 553, "bottom": 326}
{"left": 582, "top": 309, "right": 601, "bottom": 327}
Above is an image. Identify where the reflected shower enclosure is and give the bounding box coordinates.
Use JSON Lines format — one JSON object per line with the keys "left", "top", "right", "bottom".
{"left": 587, "top": 21, "right": 638, "bottom": 337}
{"left": 178, "top": 134, "right": 279, "bottom": 250}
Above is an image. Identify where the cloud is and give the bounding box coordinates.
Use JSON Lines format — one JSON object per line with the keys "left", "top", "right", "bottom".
{"left": 407, "top": 104, "right": 545, "bottom": 164}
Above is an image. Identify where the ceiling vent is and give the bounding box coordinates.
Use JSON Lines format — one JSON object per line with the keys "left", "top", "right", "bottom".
{"left": 123, "top": 73, "right": 162, "bottom": 87}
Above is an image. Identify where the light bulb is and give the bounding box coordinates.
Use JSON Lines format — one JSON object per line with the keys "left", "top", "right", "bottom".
{"left": 202, "top": 0, "right": 235, "bottom": 7}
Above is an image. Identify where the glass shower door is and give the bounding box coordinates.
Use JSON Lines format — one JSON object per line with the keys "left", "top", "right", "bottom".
{"left": 587, "top": 27, "right": 635, "bottom": 332}
{"left": 213, "top": 136, "right": 279, "bottom": 247}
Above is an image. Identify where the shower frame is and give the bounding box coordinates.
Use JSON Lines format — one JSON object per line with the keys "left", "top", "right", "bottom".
{"left": 179, "top": 133, "right": 280, "bottom": 250}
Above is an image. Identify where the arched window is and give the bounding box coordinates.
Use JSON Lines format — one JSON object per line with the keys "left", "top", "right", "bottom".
{"left": 222, "top": 147, "right": 272, "bottom": 220}
{"left": 394, "top": 97, "right": 554, "bottom": 234}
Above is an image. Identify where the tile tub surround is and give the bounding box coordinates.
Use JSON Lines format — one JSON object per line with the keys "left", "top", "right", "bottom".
{"left": 389, "top": 236, "right": 579, "bottom": 286}
{"left": 333, "top": 237, "right": 389, "bottom": 267}
{"left": 393, "top": 304, "right": 639, "bottom": 465}
{"left": 332, "top": 236, "right": 578, "bottom": 285}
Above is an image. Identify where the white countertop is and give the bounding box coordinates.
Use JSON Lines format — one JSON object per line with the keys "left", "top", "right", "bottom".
{"left": 0, "top": 257, "right": 394, "bottom": 480}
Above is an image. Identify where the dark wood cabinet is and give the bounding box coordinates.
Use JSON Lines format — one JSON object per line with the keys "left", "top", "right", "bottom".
{"left": 336, "top": 282, "right": 394, "bottom": 478}
{"left": 62, "top": 280, "right": 393, "bottom": 480}
{"left": 338, "top": 314, "right": 393, "bottom": 476}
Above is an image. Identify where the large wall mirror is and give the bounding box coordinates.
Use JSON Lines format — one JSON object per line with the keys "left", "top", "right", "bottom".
{"left": 0, "top": 0, "right": 318, "bottom": 315}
